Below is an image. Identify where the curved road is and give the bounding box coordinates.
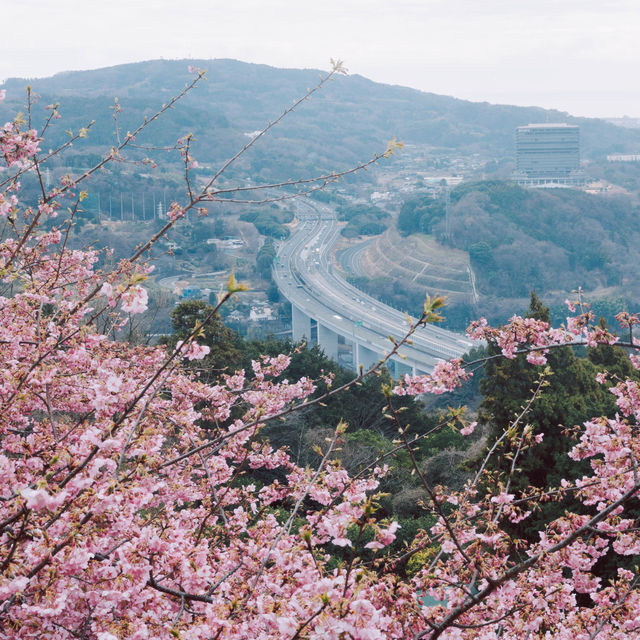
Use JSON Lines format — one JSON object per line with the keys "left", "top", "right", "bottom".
{"left": 337, "top": 238, "right": 374, "bottom": 275}
{"left": 274, "top": 200, "right": 473, "bottom": 373}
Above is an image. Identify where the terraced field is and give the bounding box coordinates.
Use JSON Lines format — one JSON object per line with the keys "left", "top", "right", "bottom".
{"left": 345, "top": 228, "right": 476, "bottom": 304}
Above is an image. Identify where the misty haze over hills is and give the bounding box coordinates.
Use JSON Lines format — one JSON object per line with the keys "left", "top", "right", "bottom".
{"left": 2, "top": 59, "right": 639, "bottom": 182}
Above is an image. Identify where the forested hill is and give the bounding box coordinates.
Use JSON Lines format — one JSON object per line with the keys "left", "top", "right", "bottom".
{"left": 400, "top": 180, "right": 640, "bottom": 304}
{"left": 1, "top": 59, "right": 639, "bottom": 181}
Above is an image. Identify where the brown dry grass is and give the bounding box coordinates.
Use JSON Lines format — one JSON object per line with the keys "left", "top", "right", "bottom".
{"left": 358, "top": 228, "right": 473, "bottom": 301}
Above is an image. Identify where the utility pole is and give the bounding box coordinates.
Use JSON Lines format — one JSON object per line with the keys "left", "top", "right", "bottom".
{"left": 444, "top": 186, "right": 451, "bottom": 242}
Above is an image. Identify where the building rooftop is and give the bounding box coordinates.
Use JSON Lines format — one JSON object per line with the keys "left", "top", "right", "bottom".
{"left": 518, "top": 123, "right": 578, "bottom": 129}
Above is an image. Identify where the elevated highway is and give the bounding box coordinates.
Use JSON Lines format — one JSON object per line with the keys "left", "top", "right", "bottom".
{"left": 274, "top": 201, "right": 473, "bottom": 375}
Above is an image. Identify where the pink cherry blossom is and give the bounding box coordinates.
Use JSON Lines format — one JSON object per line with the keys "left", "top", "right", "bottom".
{"left": 99, "top": 281, "right": 114, "bottom": 298}
{"left": 20, "top": 487, "right": 62, "bottom": 512}
{"left": 2, "top": 69, "right": 640, "bottom": 640}
{"left": 120, "top": 285, "right": 148, "bottom": 314}
{"left": 185, "top": 341, "right": 211, "bottom": 361}
{"left": 167, "top": 201, "right": 185, "bottom": 221}
{"left": 460, "top": 421, "right": 476, "bottom": 436}
{"left": 491, "top": 492, "right": 514, "bottom": 505}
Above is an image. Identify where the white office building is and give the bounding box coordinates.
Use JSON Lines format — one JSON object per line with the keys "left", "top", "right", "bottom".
{"left": 513, "top": 123, "right": 584, "bottom": 187}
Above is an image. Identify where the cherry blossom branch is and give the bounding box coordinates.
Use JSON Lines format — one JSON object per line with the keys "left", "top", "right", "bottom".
{"left": 386, "top": 396, "right": 472, "bottom": 566}
{"left": 586, "top": 575, "right": 639, "bottom": 640}
{"left": 159, "top": 304, "right": 441, "bottom": 470}
{"left": 491, "top": 372, "right": 549, "bottom": 524}
{"left": 179, "top": 417, "right": 229, "bottom": 528}
{"left": 202, "top": 60, "right": 347, "bottom": 191}
{"left": 147, "top": 572, "right": 213, "bottom": 604}
{"left": 290, "top": 602, "right": 330, "bottom": 640}
{"left": 245, "top": 422, "right": 344, "bottom": 597}
{"left": 414, "top": 480, "right": 640, "bottom": 639}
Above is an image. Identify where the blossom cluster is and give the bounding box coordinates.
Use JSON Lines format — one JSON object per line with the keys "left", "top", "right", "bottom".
{"left": 3, "top": 80, "right": 640, "bottom": 640}
{"left": 393, "top": 358, "right": 471, "bottom": 396}
{"left": 0, "top": 123, "right": 406, "bottom": 637}
{"left": 1, "top": 120, "right": 40, "bottom": 168}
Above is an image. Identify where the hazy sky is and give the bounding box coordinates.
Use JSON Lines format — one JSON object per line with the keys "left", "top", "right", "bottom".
{"left": 3, "top": 0, "right": 639, "bottom": 118}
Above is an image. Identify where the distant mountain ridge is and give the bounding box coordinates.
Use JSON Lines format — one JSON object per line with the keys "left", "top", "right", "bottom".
{"left": 2, "top": 59, "right": 639, "bottom": 180}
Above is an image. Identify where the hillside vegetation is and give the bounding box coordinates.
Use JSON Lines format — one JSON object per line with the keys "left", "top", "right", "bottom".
{"left": 4, "top": 62, "right": 638, "bottom": 328}
{"left": 2, "top": 59, "right": 639, "bottom": 185}
{"left": 394, "top": 181, "right": 640, "bottom": 324}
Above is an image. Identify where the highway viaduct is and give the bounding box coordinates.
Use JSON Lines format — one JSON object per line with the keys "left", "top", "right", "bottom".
{"left": 273, "top": 201, "right": 474, "bottom": 376}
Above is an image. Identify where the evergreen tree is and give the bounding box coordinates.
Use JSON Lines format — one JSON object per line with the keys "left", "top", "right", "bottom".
{"left": 480, "top": 293, "right": 605, "bottom": 535}
{"left": 162, "top": 300, "right": 244, "bottom": 378}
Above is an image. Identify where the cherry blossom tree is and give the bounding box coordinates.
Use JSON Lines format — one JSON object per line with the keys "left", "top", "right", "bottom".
{"left": 2, "top": 64, "right": 640, "bottom": 640}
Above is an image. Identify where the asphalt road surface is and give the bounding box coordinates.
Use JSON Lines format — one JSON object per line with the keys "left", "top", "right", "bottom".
{"left": 273, "top": 200, "right": 474, "bottom": 373}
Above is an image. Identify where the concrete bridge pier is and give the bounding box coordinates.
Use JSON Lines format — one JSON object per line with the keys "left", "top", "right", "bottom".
{"left": 355, "top": 342, "right": 380, "bottom": 372}
{"left": 318, "top": 323, "right": 339, "bottom": 363}
{"left": 292, "top": 305, "right": 312, "bottom": 342}
{"left": 389, "top": 359, "right": 417, "bottom": 380}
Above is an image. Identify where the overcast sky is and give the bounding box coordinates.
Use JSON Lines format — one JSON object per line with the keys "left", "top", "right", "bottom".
{"left": 3, "top": 0, "right": 639, "bottom": 118}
